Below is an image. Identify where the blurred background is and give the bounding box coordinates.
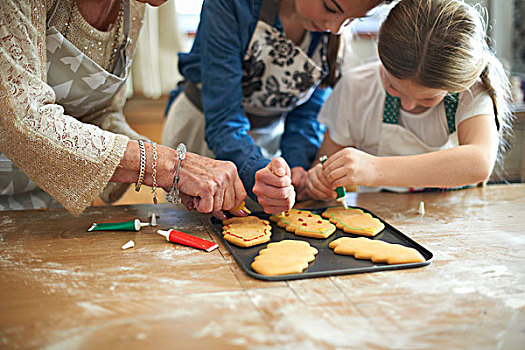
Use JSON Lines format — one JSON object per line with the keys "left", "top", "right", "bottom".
{"left": 108, "top": 0, "right": 525, "bottom": 206}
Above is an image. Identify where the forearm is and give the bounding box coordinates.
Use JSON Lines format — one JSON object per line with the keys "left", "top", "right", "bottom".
{"left": 84, "top": 89, "right": 146, "bottom": 203}
{"left": 372, "top": 145, "right": 495, "bottom": 188}
{"left": 112, "top": 140, "right": 247, "bottom": 213}
{"left": 110, "top": 140, "right": 177, "bottom": 191}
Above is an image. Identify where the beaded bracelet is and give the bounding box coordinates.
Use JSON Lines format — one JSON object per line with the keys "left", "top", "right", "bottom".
{"left": 135, "top": 140, "right": 146, "bottom": 192}
{"left": 166, "top": 143, "right": 186, "bottom": 204}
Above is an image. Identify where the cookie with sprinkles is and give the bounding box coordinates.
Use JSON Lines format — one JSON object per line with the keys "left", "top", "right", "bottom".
{"left": 222, "top": 216, "right": 272, "bottom": 247}
{"left": 270, "top": 209, "right": 336, "bottom": 239}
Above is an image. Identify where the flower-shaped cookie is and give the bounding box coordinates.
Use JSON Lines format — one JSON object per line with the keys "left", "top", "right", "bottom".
{"left": 251, "top": 240, "right": 318, "bottom": 275}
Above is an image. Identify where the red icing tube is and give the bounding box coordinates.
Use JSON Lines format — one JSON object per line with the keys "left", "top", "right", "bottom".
{"left": 157, "top": 229, "right": 218, "bottom": 252}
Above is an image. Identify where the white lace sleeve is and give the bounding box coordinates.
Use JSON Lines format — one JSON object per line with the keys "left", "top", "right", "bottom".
{"left": 0, "top": 0, "right": 129, "bottom": 215}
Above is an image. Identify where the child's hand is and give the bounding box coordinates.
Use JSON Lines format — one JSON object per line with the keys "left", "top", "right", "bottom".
{"left": 306, "top": 163, "right": 337, "bottom": 200}
{"left": 322, "top": 147, "right": 377, "bottom": 188}
{"left": 253, "top": 157, "right": 295, "bottom": 214}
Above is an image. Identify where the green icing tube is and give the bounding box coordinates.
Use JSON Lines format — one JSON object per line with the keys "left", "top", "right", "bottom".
{"left": 88, "top": 219, "right": 149, "bottom": 232}
{"left": 335, "top": 186, "right": 346, "bottom": 199}
{"left": 319, "top": 155, "right": 348, "bottom": 208}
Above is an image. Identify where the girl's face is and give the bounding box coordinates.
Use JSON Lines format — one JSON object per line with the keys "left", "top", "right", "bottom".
{"left": 294, "top": 0, "right": 385, "bottom": 34}
{"left": 380, "top": 66, "right": 448, "bottom": 114}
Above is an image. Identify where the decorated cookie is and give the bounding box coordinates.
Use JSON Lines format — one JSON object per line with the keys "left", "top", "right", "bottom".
{"left": 270, "top": 209, "right": 336, "bottom": 239}
{"left": 222, "top": 216, "right": 272, "bottom": 247}
{"left": 322, "top": 206, "right": 384, "bottom": 236}
{"left": 251, "top": 240, "right": 318, "bottom": 275}
{"left": 329, "top": 237, "right": 425, "bottom": 264}
{"left": 321, "top": 206, "right": 364, "bottom": 219}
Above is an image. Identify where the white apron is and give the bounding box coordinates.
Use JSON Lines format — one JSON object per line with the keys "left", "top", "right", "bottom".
{"left": 163, "top": 0, "right": 328, "bottom": 159}
{"left": 0, "top": 0, "right": 132, "bottom": 211}
{"left": 360, "top": 91, "right": 460, "bottom": 193}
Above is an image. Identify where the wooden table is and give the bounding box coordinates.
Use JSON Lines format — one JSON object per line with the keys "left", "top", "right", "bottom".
{"left": 1, "top": 184, "right": 524, "bottom": 349}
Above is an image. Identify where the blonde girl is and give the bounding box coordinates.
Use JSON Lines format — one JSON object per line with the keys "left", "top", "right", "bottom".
{"left": 306, "top": 0, "right": 513, "bottom": 198}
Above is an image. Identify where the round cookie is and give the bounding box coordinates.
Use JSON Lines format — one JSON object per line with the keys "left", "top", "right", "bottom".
{"left": 222, "top": 216, "right": 272, "bottom": 247}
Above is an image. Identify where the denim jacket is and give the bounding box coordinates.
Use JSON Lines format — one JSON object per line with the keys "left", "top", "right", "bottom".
{"left": 177, "top": 0, "right": 331, "bottom": 199}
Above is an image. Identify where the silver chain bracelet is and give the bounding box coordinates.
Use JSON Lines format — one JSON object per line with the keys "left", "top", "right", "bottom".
{"left": 135, "top": 140, "right": 146, "bottom": 192}
{"left": 166, "top": 143, "right": 186, "bottom": 204}
{"left": 150, "top": 141, "right": 158, "bottom": 205}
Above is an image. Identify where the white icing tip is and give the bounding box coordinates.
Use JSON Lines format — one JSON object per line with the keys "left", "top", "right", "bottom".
{"left": 121, "top": 240, "right": 135, "bottom": 250}
{"left": 336, "top": 196, "right": 349, "bottom": 209}
{"left": 418, "top": 201, "right": 425, "bottom": 215}
{"left": 157, "top": 230, "right": 169, "bottom": 239}
{"left": 151, "top": 213, "right": 158, "bottom": 227}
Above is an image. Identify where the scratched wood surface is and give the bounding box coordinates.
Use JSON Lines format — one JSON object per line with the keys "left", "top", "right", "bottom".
{"left": 0, "top": 184, "right": 524, "bottom": 349}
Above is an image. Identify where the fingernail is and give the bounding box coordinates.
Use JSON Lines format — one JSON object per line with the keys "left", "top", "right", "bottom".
{"left": 239, "top": 210, "right": 249, "bottom": 216}
{"left": 217, "top": 212, "right": 228, "bottom": 220}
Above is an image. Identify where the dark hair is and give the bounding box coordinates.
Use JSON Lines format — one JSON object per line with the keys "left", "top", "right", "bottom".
{"left": 322, "top": 0, "right": 395, "bottom": 88}
{"left": 321, "top": 33, "right": 342, "bottom": 88}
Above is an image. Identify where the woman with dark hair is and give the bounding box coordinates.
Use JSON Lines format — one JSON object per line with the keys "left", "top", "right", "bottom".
{"left": 163, "top": 0, "right": 392, "bottom": 214}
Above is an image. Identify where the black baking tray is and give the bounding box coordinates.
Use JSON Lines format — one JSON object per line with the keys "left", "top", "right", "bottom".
{"left": 210, "top": 207, "right": 433, "bottom": 281}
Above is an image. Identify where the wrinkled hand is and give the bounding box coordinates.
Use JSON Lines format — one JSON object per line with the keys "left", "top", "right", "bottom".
{"left": 170, "top": 152, "right": 246, "bottom": 214}
{"left": 253, "top": 157, "right": 295, "bottom": 214}
{"left": 113, "top": 142, "right": 245, "bottom": 215}
{"left": 306, "top": 163, "right": 336, "bottom": 200}
{"left": 291, "top": 166, "right": 309, "bottom": 201}
{"left": 322, "top": 147, "right": 377, "bottom": 188}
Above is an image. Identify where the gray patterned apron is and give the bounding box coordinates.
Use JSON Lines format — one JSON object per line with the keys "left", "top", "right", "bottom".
{"left": 167, "top": 0, "right": 327, "bottom": 159}
{"left": 0, "top": 0, "right": 132, "bottom": 211}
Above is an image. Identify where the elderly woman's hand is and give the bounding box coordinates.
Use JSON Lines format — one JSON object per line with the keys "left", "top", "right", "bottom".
{"left": 112, "top": 141, "right": 246, "bottom": 215}
{"left": 253, "top": 157, "right": 295, "bottom": 214}
{"left": 175, "top": 152, "right": 247, "bottom": 214}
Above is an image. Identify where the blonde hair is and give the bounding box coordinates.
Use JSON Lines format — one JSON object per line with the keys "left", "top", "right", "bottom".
{"left": 378, "top": 0, "right": 513, "bottom": 173}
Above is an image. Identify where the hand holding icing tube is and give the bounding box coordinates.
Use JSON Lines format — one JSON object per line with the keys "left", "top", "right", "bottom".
{"left": 157, "top": 229, "right": 218, "bottom": 252}
{"left": 319, "top": 155, "right": 348, "bottom": 209}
